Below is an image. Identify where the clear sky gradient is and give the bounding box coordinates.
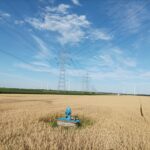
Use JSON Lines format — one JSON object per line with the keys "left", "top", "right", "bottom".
{"left": 0, "top": 0, "right": 150, "bottom": 94}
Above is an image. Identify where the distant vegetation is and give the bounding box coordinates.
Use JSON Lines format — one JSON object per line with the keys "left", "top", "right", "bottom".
{"left": 0, "top": 87, "right": 149, "bottom": 96}
{"left": 0, "top": 87, "right": 114, "bottom": 95}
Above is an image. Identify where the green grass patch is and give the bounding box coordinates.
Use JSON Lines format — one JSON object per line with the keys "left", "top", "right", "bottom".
{"left": 78, "top": 115, "right": 94, "bottom": 128}
{"left": 39, "top": 113, "right": 94, "bottom": 128}
{"left": 48, "top": 121, "right": 58, "bottom": 128}
{"left": 39, "top": 113, "right": 63, "bottom": 127}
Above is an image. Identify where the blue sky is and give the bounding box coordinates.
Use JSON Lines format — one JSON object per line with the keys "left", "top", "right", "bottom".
{"left": 0, "top": 0, "right": 150, "bottom": 94}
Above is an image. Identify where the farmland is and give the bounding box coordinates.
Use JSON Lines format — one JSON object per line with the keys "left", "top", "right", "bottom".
{"left": 0, "top": 94, "right": 150, "bottom": 150}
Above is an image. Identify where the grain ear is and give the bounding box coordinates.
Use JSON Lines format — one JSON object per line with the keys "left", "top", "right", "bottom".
{"left": 140, "top": 103, "right": 144, "bottom": 117}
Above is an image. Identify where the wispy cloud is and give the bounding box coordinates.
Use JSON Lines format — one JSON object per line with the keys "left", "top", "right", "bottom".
{"left": 90, "top": 68, "right": 134, "bottom": 80}
{"left": 39, "top": 0, "right": 55, "bottom": 4}
{"left": 45, "top": 4, "right": 71, "bottom": 14}
{"left": 140, "top": 71, "right": 150, "bottom": 78}
{"left": 14, "top": 20, "right": 24, "bottom": 25}
{"left": 106, "top": 1, "right": 149, "bottom": 34}
{"left": 18, "top": 62, "right": 85, "bottom": 78}
{"left": 31, "top": 61, "right": 49, "bottom": 67}
{"left": 90, "top": 29, "right": 112, "bottom": 41}
{"left": 71, "top": 0, "right": 81, "bottom": 6}
{"left": 16, "top": 34, "right": 55, "bottom": 74}
{"left": 32, "top": 35, "right": 50, "bottom": 59}
{"left": 17, "top": 63, "right": 52, "bottom": 73}
{"left": 0, "top": 11, "right": 10, "bottom": 20}
{"left": 16, "top": 45, "right": 57, "bottom": 75}
{"left": 89, "top": 47, "right": 137, "bottom": 71}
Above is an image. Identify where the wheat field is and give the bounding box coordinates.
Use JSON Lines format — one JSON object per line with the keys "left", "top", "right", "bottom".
{"left": 0, "top": 94, "right": 150, "bottom": 150}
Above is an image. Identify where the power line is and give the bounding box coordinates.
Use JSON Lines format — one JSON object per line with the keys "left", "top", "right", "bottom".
{"left": 0, "top": 48, "right": 33, "bottom": 66}
{"left": 0, "top": 4, "right": 50, "bottom": 62}
{"left": 0, "top": 14, "right": 60, "bottom": 67}
{"left": 71, "top": 0, "right": 150, "bottom": 64}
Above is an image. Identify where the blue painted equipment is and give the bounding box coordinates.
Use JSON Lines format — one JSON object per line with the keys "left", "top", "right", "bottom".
{"left": 57, "top": 107, "right": 80, "bottom": 127}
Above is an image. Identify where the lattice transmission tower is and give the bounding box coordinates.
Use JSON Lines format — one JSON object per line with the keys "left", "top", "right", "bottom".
{"left": 85, "top": 72, "right": 89, "bottom": 92}
{"left": 82, "top": 72, "right": 90, "bottom": 92}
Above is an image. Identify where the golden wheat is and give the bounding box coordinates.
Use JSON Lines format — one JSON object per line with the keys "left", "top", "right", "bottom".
{"left": 0, "top": 94, "right": 150, "bottom": 150}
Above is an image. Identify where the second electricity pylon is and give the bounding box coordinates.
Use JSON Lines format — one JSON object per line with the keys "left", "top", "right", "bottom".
{"left": 82, "top": 72, "right": 90, "bottom": 92}
{"left": 85, "top": 72, "right": 89, "bottom": 92}
{"left": 58, "top": 49, "right": 66, "bottom": 91}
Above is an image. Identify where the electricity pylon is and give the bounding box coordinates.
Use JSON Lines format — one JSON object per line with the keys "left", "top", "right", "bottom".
{"left": 82, "top": 72, "right": 90, "bottom": 92}
{"left": 85, "top": 72, "right": 89, "bottom": 92}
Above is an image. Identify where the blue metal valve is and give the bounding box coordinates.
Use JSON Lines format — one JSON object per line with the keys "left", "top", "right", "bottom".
{"left": 56, "top": 106, "right": 80, "bottom": 126}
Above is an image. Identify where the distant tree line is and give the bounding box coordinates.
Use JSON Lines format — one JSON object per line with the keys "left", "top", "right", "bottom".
{"left": 0, "top": 88, "right": 149, "bottom": 96}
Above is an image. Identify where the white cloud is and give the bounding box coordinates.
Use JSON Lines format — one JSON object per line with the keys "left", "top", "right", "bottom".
{"left": 71, "top": 0, "right": 81, "bottom": 6}
{"left": 18, "top": 62, "right": 85, "bottom": 78}
{"left": 16, "top": 34, "right": 57, "bottom": 75}
{"left": 121, "top": 4, "right": 148, "bottom": 33}
{"left": 106, "top": 1, "right": 149, "bottom": 34}
{"left": 140, "top": 71, "right": 150, "bottom": 78}
{"left": 112, "top": 48, "right": 122, "bottom": 54}
{"left": 26, "top": 4, "right": 112, "bottom": 45}
{"left": 91, "top": 68, "right": 132, "bottom": 80}
{"left": 17, "top": 63, "right": 52, "bottom": 73}
{"left": 31, "top": 61, "right": 49, "bottom": 67}
{"left": 14, "top": 20, "right": 24, "bottom": 25}
{"left": 121, "top": 57, "right": 137, "bottom": 67}
{"left": 39, "top": 0, "right": 55, "bottom": 4}
{"left": 46, "top": 4, "right": 70, "bottom": 14}
{"left": 32, "top": 35, "right": 50, "bottom": 59}
{"left": 99, "top": 54, "right": 114, "bottom": 66}
{"left": 0, "top": 11, "right": 10, "bottom": 20}
{"left": 26, "top": 4, "right": 90, "bottom": 45}
{"left": 90, "top": 29, "right": 112, "bottom": 41}
{"left": 90, "top": 47, "right": 137, "bottom": 69}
